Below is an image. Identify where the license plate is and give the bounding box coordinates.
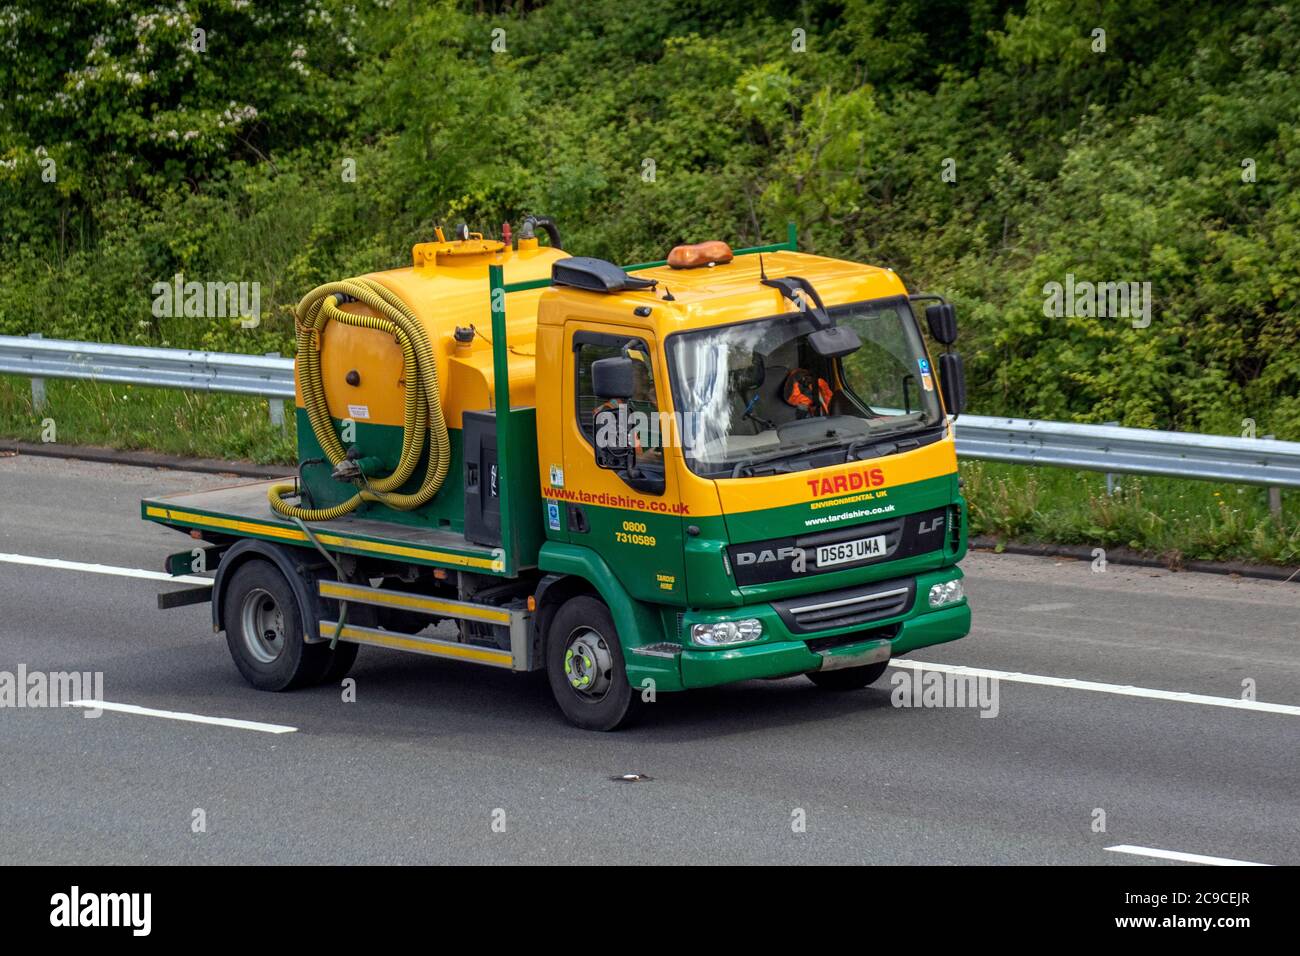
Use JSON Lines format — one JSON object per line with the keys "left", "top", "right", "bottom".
{"left": 816, "top": 535, "right": 886, "bottom": 568}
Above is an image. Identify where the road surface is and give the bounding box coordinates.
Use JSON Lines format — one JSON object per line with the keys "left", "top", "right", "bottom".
{"left": 1, "top": 453, "right": 1296, "bottom": 864}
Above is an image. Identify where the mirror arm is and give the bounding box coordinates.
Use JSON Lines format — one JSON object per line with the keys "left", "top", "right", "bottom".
{"left": 908, "top": 292, "right": 949, "bottom": 306}
{"left": 764, "top": 274, "right": 832, "bottom": 329}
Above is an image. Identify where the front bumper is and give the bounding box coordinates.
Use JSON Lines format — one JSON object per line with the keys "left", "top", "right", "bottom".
{"left": 676, "top": 567, "right": 970, "bottom": 689}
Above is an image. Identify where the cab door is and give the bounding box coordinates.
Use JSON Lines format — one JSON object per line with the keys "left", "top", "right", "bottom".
{"left": 560, "top": 323, "right": 687, "bottom": 606}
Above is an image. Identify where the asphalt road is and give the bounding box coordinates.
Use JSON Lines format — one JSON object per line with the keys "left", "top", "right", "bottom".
{"left": 1, "top": 453, "right": 1297, "bottom": 865}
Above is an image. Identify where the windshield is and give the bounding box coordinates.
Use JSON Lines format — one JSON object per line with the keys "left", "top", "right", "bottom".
{"left": 666, "top": 296, "right": 944, "bottom": 477}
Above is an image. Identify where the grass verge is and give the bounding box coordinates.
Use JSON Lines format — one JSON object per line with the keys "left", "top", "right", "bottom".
{"left": 962, "top": 460, "right": 1300, "bottom": 568}
{"left": 0, "top": 375, "right": 296, "bottom": 464}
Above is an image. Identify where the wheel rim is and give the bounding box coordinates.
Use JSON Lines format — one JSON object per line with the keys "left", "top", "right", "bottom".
{"left": 240, "top": 587, "right": 286, "bottom": 664}
{"left": 562, "top": 626, "right": 614, "bottom": 701}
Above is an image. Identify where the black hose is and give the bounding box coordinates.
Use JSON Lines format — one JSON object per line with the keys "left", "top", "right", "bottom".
{"left": 298, "top": 457, "right": 323, "bottom": 509}
{"left": 525, "top": 215, "right": 563, "bottom": 250}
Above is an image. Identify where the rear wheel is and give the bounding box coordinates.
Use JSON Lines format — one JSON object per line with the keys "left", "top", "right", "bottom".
{"left": 545, "top": 596, "right": 638, "bottom": 731}
{"left": 317, "top": 596, "right": 374, "bottom": 684}
{"left": 806, "top": 660, "right": 889, "bottom": 691}
{"left": 223, "top": 560, "right": 331, "bottom": 690}
{"left": 319, "top": 638, "right": 360, "bottom": 684}
{"left": 371, "top": 577, "right": 438, "bottom": 635}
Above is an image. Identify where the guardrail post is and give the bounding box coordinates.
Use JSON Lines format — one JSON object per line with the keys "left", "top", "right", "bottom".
{"left": 265, "top": 352, "right": 285, "bottom": 428}
{"left": 28, "top": 332, "right": 46, "bottom": 412}
{"left": 1264, "top": 435, "right": 1283, "bottom": 522}
{"left": 1104, "top": 421, "right": 1119, "bottom": 495}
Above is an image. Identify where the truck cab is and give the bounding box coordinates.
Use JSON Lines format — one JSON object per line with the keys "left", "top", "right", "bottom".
{"left": 529, "top": 246, "right": 970, "bottom": 726}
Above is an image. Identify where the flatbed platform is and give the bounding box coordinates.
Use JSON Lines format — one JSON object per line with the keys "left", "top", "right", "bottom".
{"left": 142, "top": 479, "right": 506, "bottom": 574}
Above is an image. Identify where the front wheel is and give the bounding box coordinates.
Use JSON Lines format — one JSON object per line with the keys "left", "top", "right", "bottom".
{"left": 545, "top": 596, "right": 639, "bottom": 731}
{"left": 806, "top": 660, "right": 889, "bottom": 691}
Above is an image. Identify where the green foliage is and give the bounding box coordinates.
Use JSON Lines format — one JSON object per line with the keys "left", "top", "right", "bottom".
{"left": 1, "top": 0, "right": 1298, "bottom": 444}
{"left": 0, "top": 0, "right": 361, "bottom": 252}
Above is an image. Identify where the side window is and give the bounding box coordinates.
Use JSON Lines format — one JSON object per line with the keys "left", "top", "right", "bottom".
{"left": 576, "top": 341, "right": 626, "bottom": 442}
{"left": 574, "top": 336, "right": 661, "bottom": 455}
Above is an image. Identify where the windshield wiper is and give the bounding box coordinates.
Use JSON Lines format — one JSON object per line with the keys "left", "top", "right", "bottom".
{"left": 722, "top": 420, "right": 941, "bottom": 477}
{"left": 845, "top": 422, "right": 942, "bottom": 461}
{"left": 845, "top": 437, "right": 895, "bottom": 462}
{"left": 728, "top": 437, "right": 846, "bottom": 478}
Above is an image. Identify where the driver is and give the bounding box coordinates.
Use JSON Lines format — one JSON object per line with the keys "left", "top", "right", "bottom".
{"left": 782, "top": 368, "right": 833, "bottom": 417}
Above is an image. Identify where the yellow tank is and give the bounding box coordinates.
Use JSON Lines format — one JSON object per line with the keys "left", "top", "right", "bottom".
{"left": 275, "top": 233, "right": 569, "bottom": 531}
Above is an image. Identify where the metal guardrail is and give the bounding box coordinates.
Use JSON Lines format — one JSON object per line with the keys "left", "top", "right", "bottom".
{"left": 0, "top": 334, "right": 294, "bottom": 399}
{"left": 954, "top": 417, "right": 1300, "bottom": 489}
{"left": 2, "top": 334, "right": 1299, "bottom": 489}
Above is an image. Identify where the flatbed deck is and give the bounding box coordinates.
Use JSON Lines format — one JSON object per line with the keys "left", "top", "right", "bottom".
{"left": 142, "top": 479, "right": 506, "bottom": 574}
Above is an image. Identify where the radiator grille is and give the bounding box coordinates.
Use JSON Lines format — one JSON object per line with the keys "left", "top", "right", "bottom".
{"left": 772, "top": 576, "right": 915, "bottom": 634}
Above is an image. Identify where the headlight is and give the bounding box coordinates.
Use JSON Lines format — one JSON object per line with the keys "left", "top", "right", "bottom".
{"left": 928, "top": 579, "right": 965, "bottom": 608}
{"left": 691, "top": 618, "right": 763, "bottom": 646}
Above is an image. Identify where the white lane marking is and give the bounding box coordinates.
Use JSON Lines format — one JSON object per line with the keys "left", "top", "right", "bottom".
{"left": 1105, "top": 845, "right": 1271, "bottom": 866}
{"left": 891, "top": 659, "right": 1300, "bottom": 716}
{"left": 0, "top": 552, "right": 210, "bottom": 585}
{"left": 1016, "top": 602, "right": 1076, "bottom": 612}
{"left": 69, "top": 700, "right": 296, "bottom": 734}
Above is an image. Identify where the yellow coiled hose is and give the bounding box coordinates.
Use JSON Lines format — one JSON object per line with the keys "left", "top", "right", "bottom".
{"left": 268, "top": 277, "right": 450, "bottom": 520}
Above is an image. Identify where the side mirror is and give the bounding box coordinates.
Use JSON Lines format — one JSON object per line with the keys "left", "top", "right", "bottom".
{"left": 591, "top": 356, "right": 635, "bottom": 399}
{"left": 938, "top": 352, "right": 966, "bottom": 416}
{"left": 591, "top": 403, "right": 666, "bottom": 494}
{"left": 593, "top": 406, "right": 633, "bottom": 470}
{"left": 925, "top": 303, "right": 958, "bottom": 345}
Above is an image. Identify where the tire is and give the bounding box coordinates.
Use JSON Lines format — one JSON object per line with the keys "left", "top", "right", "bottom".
{"left": 318, "top": 597, "right": 374, "bottom": 684}
{"left": 223, "top": 559, "right": 331, "bottom": 691}
{"left": 372, "top": 579, "right": 437, "bottom": 635}
{"left": 319, "top": 639, "right": 359, "bottom": 684}
{"left": 545, "top": 595, "right": 638, "bottom": 731}
{"left": 806, "top": 660, "right": 889, "bottom": 691}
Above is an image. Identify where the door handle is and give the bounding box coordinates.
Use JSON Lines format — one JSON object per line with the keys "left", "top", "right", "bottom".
{"left": 567, "top": 504, "right": 589, "bottom": 534}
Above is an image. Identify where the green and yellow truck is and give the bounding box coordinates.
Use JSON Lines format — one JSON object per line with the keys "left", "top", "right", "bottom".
{"left": 143, "top": 220, "right": 971, "bottom": 730}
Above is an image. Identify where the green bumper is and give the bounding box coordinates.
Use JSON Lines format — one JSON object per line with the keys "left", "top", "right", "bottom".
{"left": 674, "top": 567, "right": 970, "bottom": 690}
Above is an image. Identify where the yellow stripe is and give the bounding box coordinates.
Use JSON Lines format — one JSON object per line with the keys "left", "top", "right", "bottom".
{"left": 146, "top": 505, "right": 305, "bottom": 541}
{"left": 319, "top": 581, "right": 510, "bottom": 624}
{"left": 145, "top": 505, "right": 499, "bottom": 570}
{"left": 311, "top": 531, "right": 498, "bottom": 569}
{"left": 325, "top": 623, "right": 512, "bottom": 666}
